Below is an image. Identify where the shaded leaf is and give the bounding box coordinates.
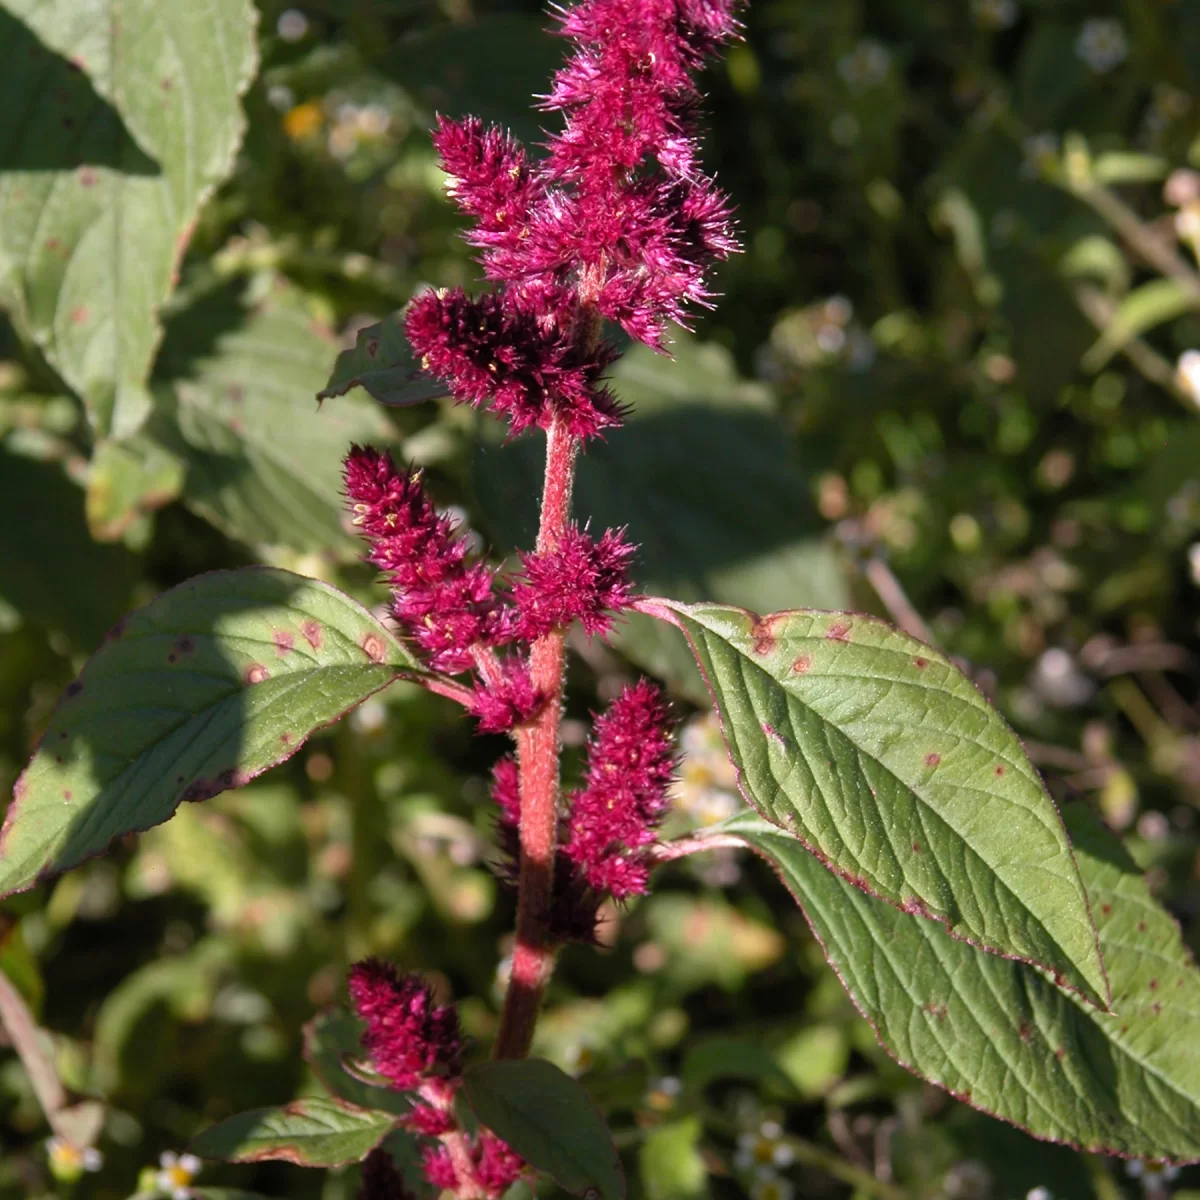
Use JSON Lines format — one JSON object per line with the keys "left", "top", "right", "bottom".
{"left": 85, "top": 436, "right": 184, "bottom": 542}
{"left": 463, "top": 1058, "right": 625, "bottom": 1200}
{"left": 726, "top": 807, "right": 1200, "bottom": 1161}
{"left": 0, "top": 567, "right": 420, "bottom": 897}
{"left": 1081, "top": 278, "right": 1198, "bottom": 372}
{"left": 640, "top": 1117, "right": 709, "bottom": 1200}
{"left": 652, "top": 599, "right": 1108, "bottom": 1008}
{"left": 317, "top": 312, "right": 446, "bottom": 408}
{"left": 303, "top": 1008, "right": 409, "bottom": 1116}
{"left": 151, "top": 280, "right": 395, "bottom": 554}
{"left": 0, "top": 444, "right": 136, "bottom": 648}
{"left": 0, "top": 1, "right": 257, "bottom": 435}
{"left": 190, "top": 1097, "right": 397, "bottom": 1167}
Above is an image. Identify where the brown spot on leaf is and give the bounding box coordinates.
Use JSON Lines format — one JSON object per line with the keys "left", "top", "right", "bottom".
{"left": 825, "top": 621, "right": 851, "bottom": 642}
{"left": 923, "top": 1002, "right": 947, "bottom": 1021}
{"left": 161, "top": 76, "right": 173, "bottom": 90}
{"left": 913, "top": 656, "right": 928, "bottom": 669}
{"left": 361, "top": 633, "right": 387, "bottom": 663}
{"left": 302, "top": 620, "right": 323, "bottom": 650}
{"left": 1150, "top": 979, "right": 1159, "bottom": 991}
{"left": 750, "top": 618, "right": 775, "bottom": 656}
{"left": 1101, "top": 903, "right": 1112, "bottom": 915}
{"left": 274, "top": 631, "right": 295, "bottom": 656}
{"left": 912, "top": 841, "right": 921, "bottom": 853}
{"left": 69, "top": 305, "right": 88, "bottom": 325}
{"left": 63, "top": 790, "right": 72, "bottom": 801}
{"left": 280, "top": 732, "right": 292, "bottom": 746}
{"left": 167, "top": 653, "right": 177, "bottom": 664}
{"left": 175, "top": 636, "right": 195, "bottom": 655}
{"left": 1055, "top": 1046, "right": 1066, "bottom": 1061}
{"left": 925, "top": 752, "right": 941, "bottom": 767}
{"left": 65, "top": 681, "right": 82, "bottom": 698}
{"left": 1153, "top": 1002, "right": 1162, "bottom": 1015}
{"left": 1018, "top": 1021, "right": 1033, "bottom": 1044}
{"left": 994, "top": 765, "right": 1006, "bottom": 777}
{"left": 791, "top": 654, "right": 811, "bottom": 674}
{"left": 1137, "top": 921, "right": 1147, "bottom": 933}
{"left": 366, "top": 335, "right": 380, "bottom": 358}
{"left": 79, "top": 168, "right": 96, "bottom": 187}
{"left": 245, "top": 663, "right": 270, "bottom": 684}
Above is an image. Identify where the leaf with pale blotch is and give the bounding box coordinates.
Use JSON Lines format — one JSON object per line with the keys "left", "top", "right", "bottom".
{"left": 652, "top": 599, "right": 1108, "bottom": 1009}
{"left": 726, "top": 807, "right": 1200, "bottom": 1161}
{"left": 317, "top": 312, "right": 447, "bottom": 408}
{"left": 0, "top": 567, "right": 421, "bottom": 897}
{"left": 463, "top": 1058, "right": 625, "bottom": 1200}
{"left": 189, "top": 1097, "right": 398, "bottom": 1167}
{"left": 0, "top": 1, "right": 257, "bottom": 435}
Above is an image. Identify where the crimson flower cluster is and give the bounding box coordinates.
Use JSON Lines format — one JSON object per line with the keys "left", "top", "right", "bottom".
{"left": 406, "top": 0, "right": 741, "bottom": 439}
{"left": 348, "top": 960, "right": 525, "bottom": 1197}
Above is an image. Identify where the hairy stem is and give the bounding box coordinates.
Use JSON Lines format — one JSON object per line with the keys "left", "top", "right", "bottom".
{"left": 494, "top": 416, "right": 579, "bottom": 1059}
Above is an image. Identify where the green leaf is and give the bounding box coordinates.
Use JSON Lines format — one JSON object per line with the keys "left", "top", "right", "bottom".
{"left": 189, "top": 1097, "right": 398, "bottom": 1167}
{"left": 679, "top": 1035, "right": 794, "bottom": 1098}
{"left": 302, "top": 1008, "right": 409, "bottom": 1116}
{"left": 85, "top": 436, "right": 184, "bottom": 542}
{"left": 474, "top": 336, "right": 848, "bottom": 702}
{"left": 1081, "top": 278, "right": 1199, "bottom": 372}
{"left": 1091, "top": 152, "right": 1168, "bottom": 185}
{"left": 0, "top": 567, "right": 420, "bottom": 897}
{"left": 640, "top": 1117, "right": 709, "bottom": 1200}
{"left": 726, "top": 807, "right": 1200, "bottom": 1161}
{"left": 0, "top": 444, "right": 136, "bottom": 648}
{"left": 317, "top": 312, "right": 447, "bottom": 408}
{"left": 652, "top": 599, "right": 1109, "bottom": 1009}
{"left": 462, "top": 1058, "right": 625, "bottom": 1200}
{"left": 0, "top": 1, "right": 257, "bottom": 435}
{"left": 151, "top": 279, "right": 395, "bottom": 554}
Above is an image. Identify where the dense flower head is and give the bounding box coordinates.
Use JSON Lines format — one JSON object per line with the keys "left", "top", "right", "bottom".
{"left": 565, "top": 679, "right": 677, "bottom": 898}
{"left": 422, "top": 0, "right": 742, "bottom": 388}
{"left": 469, "top": 656, "right": 545, "bottom": 734}
{"left": 343, "top": 445, "right": 509, "bottom": 671}
{"left": 347, "top": 959, "right": 462, "bottom": 1090}
{"left": 405, "top": 288, "right": 620, "bottom": 439}
{"left": 421, "top": 1133, "right": 526, "bottom": 1199}
{"left": 513, "top": 524, "right": 636, "bottom": 640}
{"left": 421, "top": 1145, "right": 460, "bottom": 1193}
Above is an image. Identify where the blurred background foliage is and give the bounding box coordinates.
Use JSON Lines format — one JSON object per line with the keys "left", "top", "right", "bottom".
{"left": 2, "top": 0, "right": 1200, "bottom": 1198}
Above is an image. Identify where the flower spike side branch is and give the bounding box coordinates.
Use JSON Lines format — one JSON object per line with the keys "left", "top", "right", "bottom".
{"left": 340, "top": 2, "right": 742, "bottom": 1183}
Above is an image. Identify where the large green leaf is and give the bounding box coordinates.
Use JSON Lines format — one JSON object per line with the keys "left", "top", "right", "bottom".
{"left": 474, "top": 336, "right": 848, "bottom": 702}
{"left": 150, "top": 280, "right": 395, "bottom": 554}
{"left": 652, "top": 599, "right": 1108, "bottom": 1008}
{"left": 190, "top": 1097, "right": 398, "bottom": 1167}
{"left": 463, "top": 1058, "right": 625, "bottom": 1200}
{"left": 0, "top": 1, "right": 257, "bottom": 435}
{"left": 0, "top": 567, "right": 420, "bottom": 897}
{"left": 726, "top": 808, "right": 1200, "bottom": 1161}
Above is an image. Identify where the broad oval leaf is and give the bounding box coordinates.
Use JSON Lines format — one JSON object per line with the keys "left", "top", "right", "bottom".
{"left": 190, "top": 1097, "right": 398, "bottom": 1167}
{"left": 0, "top": 567, "right": 419, "bottom": 896}
{"left": 652, "top": 599, "right": 1108, "bottom": 1008}
{"left": 0, "top": 0, "right": 257, "bottom": 435}
{"left": 726, "top": 808, "right": 1200, "bottom": 1161}
{"left": 463, "top": 1058, "right": 625, "bottom": 1200}
{"left": 317, "top": 312, "right": 447, "bottom": 408}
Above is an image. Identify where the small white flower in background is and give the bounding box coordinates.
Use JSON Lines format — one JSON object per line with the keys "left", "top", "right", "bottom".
{"left": 1026, "top": 1188, "right": 1053, "bottom": 1200}
{"left": 277, "top": 8, "right": 309, "bottom": 41}
{"left": 157, "top": 1150, "right": 202, "bottom": 1200}
{"left": 971, "top": 0, "right": 1018, "bottom": 32}
{"left": 735, "top": 1122, "right": 795, "bottom": 1174}
{"left": 837, "top": 40, "right": 891, "bottom": 91}
{"left": 266, "top": 84, "right": 295, "bottom": 113}
{"left": 45, "top": 1137, "right": 103, "bottom": 1179}
{"left": 750, "top": 1171, "right": 795, "bottom": 1200}
{"left": 1164, "top": 168, "right": 1200, "bottom": 208}
{"left": 1188, "top": 543, "right": 1200, "bottom": 589}
{"left": 1075, "top": 18, "right": 1128, "bottom": 74}
{"left": 645, "top": 1075, "right": 682, "bottom": 1111}
{"left": 1176, "top": 350, "right": 1200, "bottom": 406}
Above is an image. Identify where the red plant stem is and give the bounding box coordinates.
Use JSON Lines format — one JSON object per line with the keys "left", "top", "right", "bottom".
{"left": 494, "top": 417, "right": 579, "bottom": 1059}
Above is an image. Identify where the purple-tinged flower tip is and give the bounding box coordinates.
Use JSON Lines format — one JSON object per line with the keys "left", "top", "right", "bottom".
{"left": 343, "top": 445, "right": 508, "bottom": 672}
{"left": 404, "top": 1103, "right": 456, "bottom": 1137}
{"left": 347, "top": 959, "right": 462, "bottom": 1091}
{"left": 475, "top": 1131, "right": 526, "bottom": 1195}
{"left": 490, "top": 754, "right": 523, "bottom": 827}
{"left": 565, "top": 679, "right": 676, "bottom": 899}
{"left": 405, "top": 288, "right": 621, "bottom": 439}
{"left": 421, "top": 1145, "right": 459, "bottom": 1193}
{"left": 469, "top": 657, "right": 545, "bottom": 733}
{"left": 513, "top": 525, "right": 636, "bottom": 641}
{"left": 358, "top": 1147, "right": 414, "bottom": 1200}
